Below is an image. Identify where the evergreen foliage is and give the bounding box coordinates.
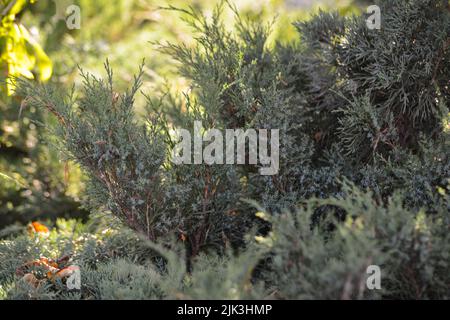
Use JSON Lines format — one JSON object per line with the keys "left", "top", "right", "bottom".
{"left": 0, "top": 0, "right": 88, "bottom": 229}
{"left": 6, "top": 0, "right": 450, "bottom": 299}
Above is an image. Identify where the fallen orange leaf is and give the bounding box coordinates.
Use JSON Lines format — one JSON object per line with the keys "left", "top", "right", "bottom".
{"left": 28, "top": 221, "right": 49, "bottom": 235}
{"left": 21, "top": 273, "right": 40, "bottom": 288}
{"left": 56, "top": 265, "right": 80, "bottom": 279}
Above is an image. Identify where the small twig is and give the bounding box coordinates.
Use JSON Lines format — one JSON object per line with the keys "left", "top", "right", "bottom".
{"left": 432, "top": 38, "right": 450, "bottom": 82}
{"left": 1, "top": 0, "right": 17, "bottom": 18}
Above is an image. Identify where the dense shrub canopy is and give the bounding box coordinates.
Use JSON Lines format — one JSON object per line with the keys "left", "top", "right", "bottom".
{"left": 3, "top": 0, "right": 449, "bottom": 299}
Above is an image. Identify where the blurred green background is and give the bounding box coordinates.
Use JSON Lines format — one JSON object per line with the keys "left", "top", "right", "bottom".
{"left": 0, "top": 0, "right": 363, "bottom": 233}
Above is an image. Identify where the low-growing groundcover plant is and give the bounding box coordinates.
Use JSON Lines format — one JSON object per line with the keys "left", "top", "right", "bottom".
{"left": 1, "top": 0, "right": 449, "bottom": 299}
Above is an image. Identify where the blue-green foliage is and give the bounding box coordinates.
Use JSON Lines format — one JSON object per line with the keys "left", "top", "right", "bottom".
{"left": 11, "top": 0, "right": 450, "bottom": 299}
